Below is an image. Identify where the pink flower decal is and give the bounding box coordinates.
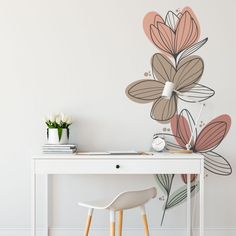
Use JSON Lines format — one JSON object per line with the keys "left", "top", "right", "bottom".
{"left": 181, "top": 174, "right": 197, "bottom": 184}
{"left": 143, "top": 7, "right": 207, "bottom": 61}
{"left": 160, "top": 109, "right": 232, "bottom": 176}
{"left": 138, "top": 6, "right": 232, "bottom": 225}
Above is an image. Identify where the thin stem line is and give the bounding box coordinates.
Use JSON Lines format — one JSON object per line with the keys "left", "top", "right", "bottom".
{"left": 160, "top": 175, "right": 174, "bottom": 225}
{"left": 160, "top": 194, "right": 169, "bottom": 226}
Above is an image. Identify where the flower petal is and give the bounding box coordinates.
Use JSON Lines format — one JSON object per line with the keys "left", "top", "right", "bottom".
{"left": 170, "top": 114, "right": 184, "bottom": 144}
{"left": 175, "top": 11, "right": 199, "bottom": 53}
{"left": 202, "top": 151, "right": 232, "bottom": 176}
{"left": 157, "top": 22, "right": 175, "bottom": 53}
{"left": 165, "top": 11, "right": 180, "bottom": 31}
{"left": 195, "top": 115, "right": 231, "bottom": 152}
{"left": 150, "top": 25, "right": 173, "bottom": 55}
{"left": 176, "top": 83, "right": 215, "bottom": 103}
{"left": 151, "top": 96, "right": 177, "bottom": 121}
{"left": 181, "top": 174, "right": 198, "bottom": 184}
{"left": 152, "top": 53, "right": 176, "bottom": 83}
{"left": 181, "top": 7, "right": 200, "bottom": 37}
{"left": 126, "top": 79, "right": 163, "bottom": 103}
{"left": 174, "top": 56, "right": 204, "bottom": 91}
{"left": 165, "top": 181, "right": 199, "bottom": 209}
{"left": 177, "top": 38, "right": 208, "bottom": 63}
{"left": 171, "top": 109, "right": 196, "bottom": 147}
{"left": 143, "top": 12, "right": 165, "bottom": 43}
{"left": 178, "top": 109, "right": 197, "bottom": 146}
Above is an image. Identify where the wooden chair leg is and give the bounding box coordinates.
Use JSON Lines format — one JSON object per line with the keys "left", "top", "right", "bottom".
{"left": 118, "top": 210, "right": 123, "bottom": 236}
{"left": 110, "top": 210, "right": 116, "bottom": 236}
{"left": 84, "top": 208, "right": 93, "bottom": 236}
{"left": 140, "top": 205, "right": 150, "bottom": 236}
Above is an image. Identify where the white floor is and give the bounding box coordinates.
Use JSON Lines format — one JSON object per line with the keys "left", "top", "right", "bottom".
{"left": 1, "top": 227, "right": 236, "bottom": 236}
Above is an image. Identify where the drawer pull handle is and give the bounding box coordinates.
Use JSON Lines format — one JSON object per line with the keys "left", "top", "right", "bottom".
{"left": 116, "top": 165, "right": 120, "bottom": 169}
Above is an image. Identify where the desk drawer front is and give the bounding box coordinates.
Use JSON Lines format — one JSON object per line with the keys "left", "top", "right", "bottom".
{"left": 34, "top": 159, "right": 201, "bottom": 174}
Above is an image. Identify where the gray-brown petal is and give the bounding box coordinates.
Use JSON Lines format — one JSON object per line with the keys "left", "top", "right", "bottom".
{"left": 152, "top": 53, "right": 176, "bottom": 83}
{"left": 126, "top": 79, "right": 164, "bottom": 103}
{"left": 174, "top": 56, "right": 204, "bottom": 91}
{"left": 151, "top": 95, "right": 177, "bottom": 121}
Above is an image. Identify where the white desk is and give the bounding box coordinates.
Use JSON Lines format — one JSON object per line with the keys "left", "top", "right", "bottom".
{"left": 32, "top": 152, "right": 204, "bottom": 236}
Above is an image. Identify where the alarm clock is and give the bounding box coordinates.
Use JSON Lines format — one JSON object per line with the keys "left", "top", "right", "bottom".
{"left": 152, "top": 136, "right": 166, "bottom": 152}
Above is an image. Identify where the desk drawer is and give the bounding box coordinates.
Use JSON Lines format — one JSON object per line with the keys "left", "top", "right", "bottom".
{"left": 34, "top": 158, "right": 201, "bottom": 174}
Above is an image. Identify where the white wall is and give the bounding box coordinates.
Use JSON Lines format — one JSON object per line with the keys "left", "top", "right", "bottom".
{"left": 0, "top": 0, "right": 235, "bottom": 235}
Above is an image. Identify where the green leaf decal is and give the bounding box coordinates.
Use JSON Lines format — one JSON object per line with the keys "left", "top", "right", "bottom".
{"left": 166, "top": 181, "right": 199, "bottom": 209}
{"left": 155, "top": 174, "right": 174, "bottom": 194}
{"left": 155, "top": 175, "right": 199, "bottom": 225}
{"left": 155, "top": 174, "right": 174, "bottom": 225}
{"left": 58, "top": 128, "right": 62, "bottom": 141}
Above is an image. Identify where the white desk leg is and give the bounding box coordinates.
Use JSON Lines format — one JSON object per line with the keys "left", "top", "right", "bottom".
{"left": 43, "top": 174, "right": 49, "bottom": 236}
{"left": 31, "top": 160, "right": 36, "bottom": 236}
{"left": 187, "top": 174, "right": 191, "bottom": 236}
{"left": 200, "top": 160, "right": 204, "bottom": 236}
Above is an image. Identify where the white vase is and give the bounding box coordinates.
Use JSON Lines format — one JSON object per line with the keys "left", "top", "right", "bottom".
{"left": 47, "top": 128, "right": 69, "bottom": 144}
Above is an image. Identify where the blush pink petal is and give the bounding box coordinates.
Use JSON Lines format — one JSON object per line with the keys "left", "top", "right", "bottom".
{"left": 175, "top": 11, "right": 199, "bottom": 53}
{"left": 143, "top": 12, "right": 164, "bottom": 43}
{"left": 187, "top": 18, "right": 199, "bottom": 48}
{"left": 150, "top": 25, "right": 173, "bottom": 54}
{"left": 154, "top": 14, "right": 165, "bottom": 25}
{"left": 170, "top": 115, "right": 186, "bottom": 148}
{"left": 157, "top": 22, "right": 175, "bottom": 54}
{"left": 171, "top": 109, "right": 197, "bottom": 149}
{"left": 176, "top": 114, "right": 192, "bottom": 145}
{"left": 181, "top": 7, "right": 200, "bottom": 43}
{"left": 182, "top": 6, "right": 200, "bottom": 32}
{"left": 170, "top": 115, "right": 178, "bottom": 136}
{"left": 181, "top": 174, "right": 197, "bottom": 184}
{"left": 143, "top": 7, "right": 202, "bottom": 57}
{"left": 176, "top": 16, "right": 194, "bottom": 51}
{"left": 195, "top": 115, "right": 231, "bottom": 152}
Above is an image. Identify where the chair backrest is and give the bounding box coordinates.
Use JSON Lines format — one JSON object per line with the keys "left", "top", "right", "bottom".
{"left": 107, "top": 187, "right": 157, "bottom": 210}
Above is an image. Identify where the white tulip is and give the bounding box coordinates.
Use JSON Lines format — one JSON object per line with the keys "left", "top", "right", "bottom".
{"left": 61, "top": 115, "right": 68, "bottom": 123}
{"left": 67, "top": 116, "right": 72, "bottom": 124}
{"left": 49, "top": 114, "right": 56, "bottom": 122}
{"left": 55, "top": 115, "right": 61, "bottom": 124}
{"left": 61, "top": 112, "right": 67, "bottom": 123}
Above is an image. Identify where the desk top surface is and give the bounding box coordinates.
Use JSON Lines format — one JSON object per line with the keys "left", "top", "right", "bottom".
{"left": 33, "top": 152, "right": 203, "bottom": 160}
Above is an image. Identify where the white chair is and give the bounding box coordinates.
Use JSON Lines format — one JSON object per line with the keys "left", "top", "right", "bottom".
{"left": 78, "top": 187, "right": 157, "bottom": 236}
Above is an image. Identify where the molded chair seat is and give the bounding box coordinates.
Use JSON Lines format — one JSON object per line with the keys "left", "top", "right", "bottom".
{"left": 78, "top": 187, "right": 157, "bottom": 236}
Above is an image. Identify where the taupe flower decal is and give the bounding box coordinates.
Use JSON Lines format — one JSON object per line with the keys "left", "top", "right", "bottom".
{"left": 126, "top": 53, "right": 214, "bottom": 121}
{"left": 126, "top": 6, "right": 232, "bottom": 226}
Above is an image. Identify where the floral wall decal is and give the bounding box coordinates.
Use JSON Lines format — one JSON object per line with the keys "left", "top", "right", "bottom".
{"left": 125, "top": 7, "right": 214, "bottom": 122}
{"left": 125, "top": 5, "right": 232, "bottom": 225}
{"left": 170, "top": 109, "right": 232, "bottom": 175}
{"left": 126, "top": 53, "right": 214, "bottom": 121}
{"left": 143, "top": 7, "right": 208, "bottom": 63}
{"left": 156, "top": 173, "right": 199, "bottom": 225}
{"left": 155, "top": 109, "right": 232, "bottom": 224}
{"left": 158, "top": 109, "right": 232, "bottom": 175}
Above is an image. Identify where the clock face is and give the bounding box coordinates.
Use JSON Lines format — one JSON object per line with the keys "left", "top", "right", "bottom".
{"left": 152, "top": 137, "right": 166, "bottom": 152}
